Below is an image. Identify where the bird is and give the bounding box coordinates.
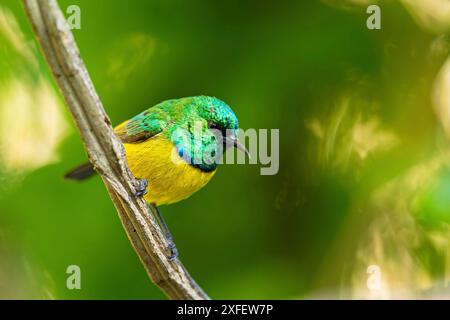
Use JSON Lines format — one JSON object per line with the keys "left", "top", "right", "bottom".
{"left": 65, "top": 95, "right": 248, "bottom": 259}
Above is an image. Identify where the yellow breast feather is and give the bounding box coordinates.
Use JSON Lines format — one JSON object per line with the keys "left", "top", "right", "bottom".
{"left": 123, "top": 134, "right": 216, "bottom": 206}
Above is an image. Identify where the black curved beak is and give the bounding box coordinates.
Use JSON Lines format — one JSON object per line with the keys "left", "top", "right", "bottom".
{"left": 224, "top": 135, "right": 251, "bottom": 158}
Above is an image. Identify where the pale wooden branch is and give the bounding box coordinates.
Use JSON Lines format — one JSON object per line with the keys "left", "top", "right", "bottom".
{"left": 23, "top": 0, "right": 209, "bottom": 300}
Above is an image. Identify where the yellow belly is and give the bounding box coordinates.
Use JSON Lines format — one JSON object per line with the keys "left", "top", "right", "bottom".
{"left": 123, "top": 135, "right": 216, "bottom": 205}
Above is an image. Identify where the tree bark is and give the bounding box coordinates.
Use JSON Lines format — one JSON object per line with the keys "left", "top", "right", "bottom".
{"left": 23, "top": 0, "right": 209, "bottom": 300}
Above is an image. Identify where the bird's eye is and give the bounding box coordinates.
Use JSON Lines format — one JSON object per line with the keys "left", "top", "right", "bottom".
{"left": 208, "top": 121, "right": 227, "bottom": 138}
{"left": 208, "top": 121, "right": 218, "bottom": 129}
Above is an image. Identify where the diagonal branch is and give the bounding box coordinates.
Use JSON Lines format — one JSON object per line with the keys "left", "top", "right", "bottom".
{"left": 23, "top": 0, "right": 209, "bottom": 300}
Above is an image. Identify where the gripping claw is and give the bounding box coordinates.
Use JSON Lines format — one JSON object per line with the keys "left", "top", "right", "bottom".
{"left": 167, "top": 238, "right": 179, "bottom": 261}
{"left": 134, "top": 178, "right": 148, "bottom": 197}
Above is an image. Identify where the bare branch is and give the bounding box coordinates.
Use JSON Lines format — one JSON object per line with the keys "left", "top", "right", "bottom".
{"left": 23, "top": 0, "right": 209, "bottom": 300}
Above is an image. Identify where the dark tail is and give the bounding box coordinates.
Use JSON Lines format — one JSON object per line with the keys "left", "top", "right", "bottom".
{"left": 64, "top": 162, "right": 96, "bottom": 180}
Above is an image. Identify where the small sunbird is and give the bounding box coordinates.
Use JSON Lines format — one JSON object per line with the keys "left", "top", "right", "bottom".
{"left": 65, "top": 96, "right": 248, "bottom": 259}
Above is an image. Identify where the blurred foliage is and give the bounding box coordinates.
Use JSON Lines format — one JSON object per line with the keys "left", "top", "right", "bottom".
{"left": 0, "top": 0, "right": 450, "bottom": 299}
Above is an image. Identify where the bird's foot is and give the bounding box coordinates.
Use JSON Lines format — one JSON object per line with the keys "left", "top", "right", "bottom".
{"left": 134, "top": 178, "right": 148, "bottom": 197}
{"left": 148, "top": 204, "right": 179, "bottom": 261}
{"left": 166, "top": 237, "right": 179, "bottom": 261}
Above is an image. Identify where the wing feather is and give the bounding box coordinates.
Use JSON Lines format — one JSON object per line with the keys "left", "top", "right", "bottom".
{"left": 114, "top": 107, "right": 169, "bottom": 143}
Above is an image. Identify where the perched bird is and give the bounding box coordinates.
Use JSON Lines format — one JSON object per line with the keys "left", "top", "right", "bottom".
{"left": 65, "top": 96, "right": 248, "bottom": 259}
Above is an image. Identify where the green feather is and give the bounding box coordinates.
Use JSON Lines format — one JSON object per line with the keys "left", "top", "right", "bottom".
{"left": 116, "top": 96, "right": 239, "bottom": 171}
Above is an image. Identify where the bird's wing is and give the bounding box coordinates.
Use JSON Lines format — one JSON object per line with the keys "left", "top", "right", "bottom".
{"left": 114, "top": 107, "right": 169, "bottom": 143}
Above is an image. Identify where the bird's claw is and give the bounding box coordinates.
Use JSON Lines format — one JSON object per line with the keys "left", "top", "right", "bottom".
{"left": 167, "top": 240, "right": 179, "bottom": 261}
{"left": 134, "top": 178, "right": 148, "bottom": 197}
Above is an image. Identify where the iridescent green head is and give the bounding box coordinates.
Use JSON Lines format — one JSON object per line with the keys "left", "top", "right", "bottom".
{"left": 168, "top": 96, "right": 247, "bottom": 172}
{"left": 196, "top": 96, "right": 239, "bottom": 134}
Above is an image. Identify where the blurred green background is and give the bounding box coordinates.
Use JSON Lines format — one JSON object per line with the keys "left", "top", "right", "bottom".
{"left": 1, "top": 0, "right": 450, "bottom": 299}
